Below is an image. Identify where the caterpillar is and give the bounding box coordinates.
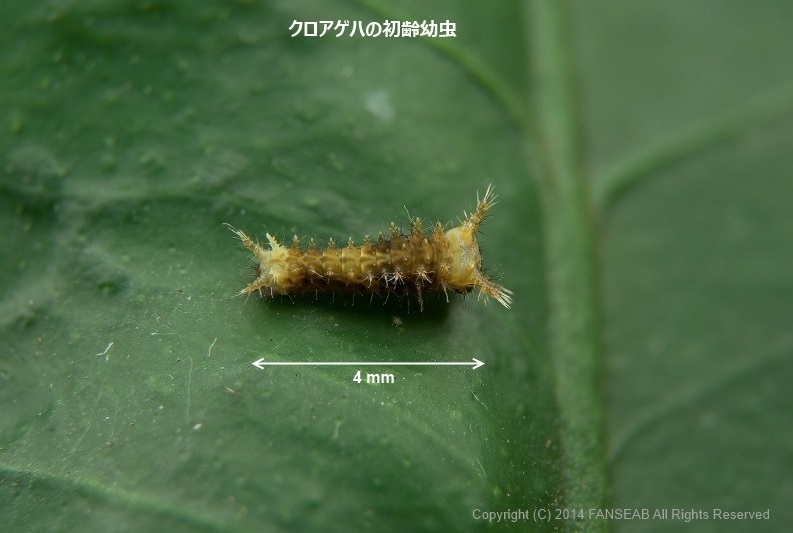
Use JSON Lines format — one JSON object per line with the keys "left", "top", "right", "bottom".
{"left": 227, "top": 185, "right": 512, "bottom": 311}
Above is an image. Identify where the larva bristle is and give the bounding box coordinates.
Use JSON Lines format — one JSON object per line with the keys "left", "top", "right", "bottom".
{"left": 411, "top": 217, "right": 423, "bottom": 236}
{"left": 496, "top": 288, "right": 513, "bottom": 309}
{"left": 415, "top": 266, "right": 431, "bottom": 284}
{"left": 229, "top": 184, "right": 512, "bottom": 311}
{"left": 468, "top": 184, "right": 498, "bottom": 231}
{"left": 478, "top": 278, "right": 513, "bottom": 309}
{"left": 225, "top": 223, "right": 255, "bottom": 251}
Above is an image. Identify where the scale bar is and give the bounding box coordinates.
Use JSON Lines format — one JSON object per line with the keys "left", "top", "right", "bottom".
{"left": 252, "top": 358, "right": 484, "bottom": 370}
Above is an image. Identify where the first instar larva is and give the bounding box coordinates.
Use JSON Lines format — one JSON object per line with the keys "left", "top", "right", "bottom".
{"left": 228, "top": 185, "right": 512, "bottom": 311}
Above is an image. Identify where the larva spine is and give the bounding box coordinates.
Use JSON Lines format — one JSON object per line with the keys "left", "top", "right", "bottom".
{"left": 228, "top": 185, "right": 512, "bottom": 310}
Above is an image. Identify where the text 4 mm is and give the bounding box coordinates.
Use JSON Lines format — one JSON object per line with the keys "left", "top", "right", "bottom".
{"left": 353, "top": 370, "right": 395, "bottom": 384}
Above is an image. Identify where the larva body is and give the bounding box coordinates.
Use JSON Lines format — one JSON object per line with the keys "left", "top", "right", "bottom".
{"left": 229, "top": 185, "right": 512, "bottom": 310}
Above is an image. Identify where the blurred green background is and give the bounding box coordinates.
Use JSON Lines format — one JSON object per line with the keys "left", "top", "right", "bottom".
{"left": 1, "top": 1, "right": 791, "bottom": 531}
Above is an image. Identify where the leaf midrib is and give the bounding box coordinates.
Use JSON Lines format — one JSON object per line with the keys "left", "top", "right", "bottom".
{"left": 524, "top": 1, "right": 609, "bottom": 530}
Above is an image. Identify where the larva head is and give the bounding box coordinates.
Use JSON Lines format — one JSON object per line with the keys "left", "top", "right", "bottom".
{"left": 442, "top": 224, "right": 485, "bottom": 283}
{"left": 440, "top": 185, "right": 512, "bottom": 308}
{"left": 442, "top": 225, "right": 512, "bottom": 308}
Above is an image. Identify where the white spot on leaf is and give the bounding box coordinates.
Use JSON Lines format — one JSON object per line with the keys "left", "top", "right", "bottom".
{"left": 365, "top": 90, "right": 395, "bottom": 121}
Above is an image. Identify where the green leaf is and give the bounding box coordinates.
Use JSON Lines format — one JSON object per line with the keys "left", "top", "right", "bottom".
{"left": 2, "top": 1, "right": 791, "bottom": 532}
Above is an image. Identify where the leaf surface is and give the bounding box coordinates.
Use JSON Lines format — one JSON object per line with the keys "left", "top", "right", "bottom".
{"left": 1, "top": 1, "right": 791, "bottom": 531}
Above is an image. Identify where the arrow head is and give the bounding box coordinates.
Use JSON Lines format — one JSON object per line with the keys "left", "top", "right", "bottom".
{"left": 252, "top": 358, "right": 266, "bottom": 370}
{"left": 472, "top": 358, "right": 485, "bottom": 370}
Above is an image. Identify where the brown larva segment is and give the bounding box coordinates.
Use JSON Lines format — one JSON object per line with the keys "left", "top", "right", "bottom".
{"left": 227, "top": 184, "right": 512, "bottom": 310}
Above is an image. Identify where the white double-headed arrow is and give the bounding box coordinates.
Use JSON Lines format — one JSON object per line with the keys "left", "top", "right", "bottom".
{"left": 252, "top": 358, "right": 485, "bottom": 370}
